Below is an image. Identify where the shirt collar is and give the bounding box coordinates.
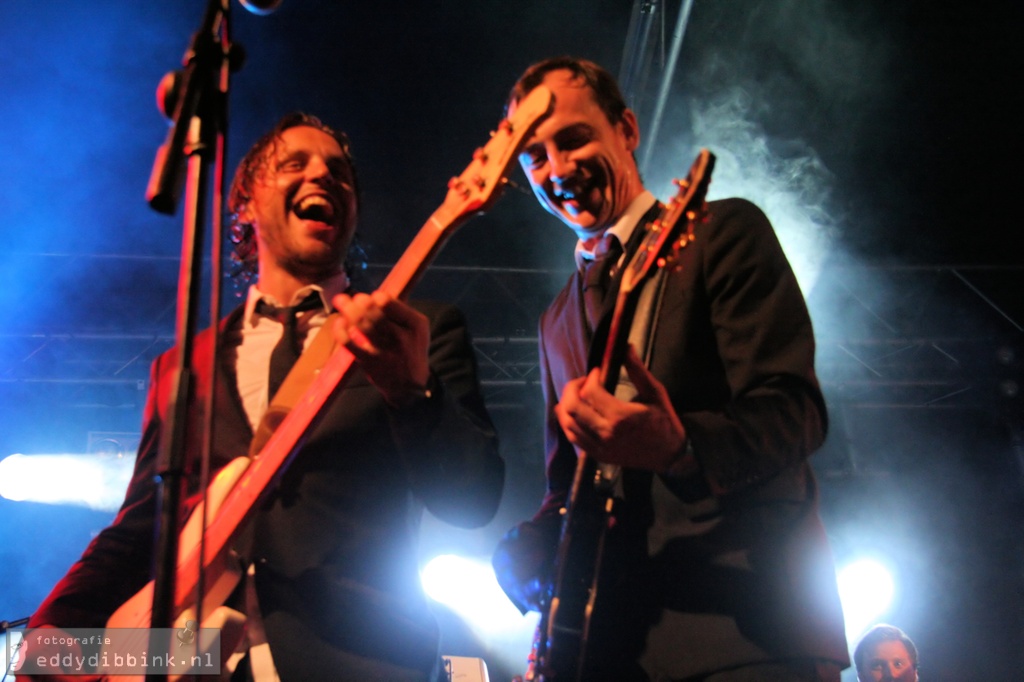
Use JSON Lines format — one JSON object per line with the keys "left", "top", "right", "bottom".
{"left": 573, "top": 190, "right": 658, "bottom": 268}
{"left": 243, "top": 270, "right": 349, "bottom": 327}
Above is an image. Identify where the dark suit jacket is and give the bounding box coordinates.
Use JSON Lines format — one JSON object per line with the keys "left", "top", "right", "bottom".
{"left": 494, "top": 198, "right": 849, "bottom": 680}
{"left": 30, "top": 300, "right": 504, "bottom": 681}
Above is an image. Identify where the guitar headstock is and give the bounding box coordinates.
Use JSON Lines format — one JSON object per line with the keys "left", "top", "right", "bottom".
{"left": 437, "top": 85, "right": 555, "bottom": 226}
{"left": 619, "top": 149, "right": 716, "bottom": 294}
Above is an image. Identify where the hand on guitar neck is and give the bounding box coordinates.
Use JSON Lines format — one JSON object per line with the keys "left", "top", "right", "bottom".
{"left": 331, "top": 289, "right": 432, "bottom": 409}
{"left": 554, "top": 346, "right": 697, "bottom": 476}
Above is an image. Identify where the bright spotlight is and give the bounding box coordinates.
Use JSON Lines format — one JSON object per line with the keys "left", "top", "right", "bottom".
{"left": 421, "top": 554, "right": 540, "bottom": 676}
{"left": 422, "top": 554, "right": 473, "bottom": 605}
{"left": 421, "top": 554, "right": 537, "bottom": 634}
{"left": 0, "top": 453, "right": 133, "bottom": 511}
{"left": 837, "top": 558, "right": 895, "bottom": 638}
{"left": 422, "top": 554, "right": 518, "bottom": 621}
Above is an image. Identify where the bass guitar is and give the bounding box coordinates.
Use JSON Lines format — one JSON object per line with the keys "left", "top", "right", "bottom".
{"left": 100, "top": 85, "right": 555, "bottom": 680}
{"left": 529, "top": 149, "right": 716, "bottom": 682}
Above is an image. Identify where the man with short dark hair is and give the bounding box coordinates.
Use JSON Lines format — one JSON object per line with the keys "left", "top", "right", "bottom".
{"left": 854, "top": 625, "right": 919, "bottom": 682}
{"left": 492, "top": 57, "right": 849, "bottom": 681}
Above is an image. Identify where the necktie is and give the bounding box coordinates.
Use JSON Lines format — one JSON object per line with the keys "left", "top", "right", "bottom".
{"left": 581, "top": 236, "right": 622, "bottom": 331}
{"left": 259, "top": 293, "right": 323, "bottom": 401}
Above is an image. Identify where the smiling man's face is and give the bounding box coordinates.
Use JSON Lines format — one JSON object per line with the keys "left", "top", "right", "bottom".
{"left": 511, "top": 69, "right": 644, "bottom": 240}
{"left": 242, "top": 125, "right": 358, "bottom": 282}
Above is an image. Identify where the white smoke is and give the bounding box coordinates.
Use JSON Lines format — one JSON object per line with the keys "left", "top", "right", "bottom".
{"left": 637, "top": 0, "right": 894, "bottom": 295}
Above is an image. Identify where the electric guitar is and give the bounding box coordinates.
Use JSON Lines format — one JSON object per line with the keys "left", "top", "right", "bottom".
{"left": 99, "top": 85, "right": 555, "bottom": 680}
{"left": 529, "top": 149, "right": 716, "bottom": 682}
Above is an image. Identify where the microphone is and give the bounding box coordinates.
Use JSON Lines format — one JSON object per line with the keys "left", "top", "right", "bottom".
{"left": 238, "top": 0, "right": 283, "bottom": 15}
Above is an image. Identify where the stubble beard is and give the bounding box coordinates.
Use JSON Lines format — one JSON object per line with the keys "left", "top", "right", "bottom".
{"left": 281, "top": 237, "right": 347, "bottom": 282}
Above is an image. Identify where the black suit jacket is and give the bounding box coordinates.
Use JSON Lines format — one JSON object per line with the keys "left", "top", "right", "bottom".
{"left": 494, "top": 198, "right": 849, "bottom": 679}
{"left": 30, "top": 300, "right": 504, "bottom": 681}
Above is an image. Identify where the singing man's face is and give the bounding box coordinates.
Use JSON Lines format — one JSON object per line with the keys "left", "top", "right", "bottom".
{"left": 511, "top": 69, "right": 643, "bottom": 240}
{"left": 242, "top": 125, "right": 358, "bottom": 281}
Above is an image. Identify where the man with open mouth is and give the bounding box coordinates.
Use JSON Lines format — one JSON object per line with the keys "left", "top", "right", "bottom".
{"left": 493, "top": 57, "right": 850, "bottom": 682}
{"left": 26, "top": 113, "right": 504, "bottom": 682}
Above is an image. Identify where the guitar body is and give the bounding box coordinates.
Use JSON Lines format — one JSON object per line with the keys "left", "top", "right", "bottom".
{"left": 530, "top": 458, "right": 609, "bottom": 681}
{"left": 101, "top": 456, "right": 251, "bottom": 681}
{"left": 531, "top": 150, "right": 716, "bottom": 682}
{"left": 106, "top": 456, "right": 250, "bottom": 629}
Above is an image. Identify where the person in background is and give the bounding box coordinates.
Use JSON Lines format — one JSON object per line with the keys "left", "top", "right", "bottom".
{"left": 854, "top": 624, "right": 919, "bottom": 682}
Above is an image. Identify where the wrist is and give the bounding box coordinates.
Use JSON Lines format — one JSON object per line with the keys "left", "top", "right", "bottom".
{"left": 385, "top": 373, "right": 436, "bottom": 410}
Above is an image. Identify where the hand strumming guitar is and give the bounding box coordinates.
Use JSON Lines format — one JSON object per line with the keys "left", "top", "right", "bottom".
{"left": 554, "top": 346, "right": 699, "bottom": 477}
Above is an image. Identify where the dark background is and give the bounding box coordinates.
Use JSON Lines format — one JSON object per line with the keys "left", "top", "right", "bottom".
{"left": 1, "top": 1, "right": 1020, "bottom": 680}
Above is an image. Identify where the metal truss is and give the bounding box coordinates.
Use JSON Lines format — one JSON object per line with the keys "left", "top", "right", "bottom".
{"left": 2, "top": 261, "right": 1018, "bottom": 411}
{"left": 1, "top": 256, "right": 1019, "bottom": 478}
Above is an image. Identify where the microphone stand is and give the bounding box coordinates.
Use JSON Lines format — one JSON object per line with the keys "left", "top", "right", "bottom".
{"left": 0, "top": 618, "right": 29, "bottom": 633}
{"left": 144, "top": 1, "right": 238, "bottom": 678}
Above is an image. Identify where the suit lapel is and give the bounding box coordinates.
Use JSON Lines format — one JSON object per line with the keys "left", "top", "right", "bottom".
{"left": 564, "top": 272, "right": 592, "bottom": 381}
{"left": 213, "top": 306, "right": 255, "bottom": 444}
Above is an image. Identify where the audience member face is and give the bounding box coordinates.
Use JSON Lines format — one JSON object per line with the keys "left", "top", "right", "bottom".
{"left": 511, "top": 69, "right": 643, "bottom": 240}
{"left": 859, "top": 639, "right": 918, "bottom": 682}
{"left": 242, "top": 125, "right": 358, "bottom": 282}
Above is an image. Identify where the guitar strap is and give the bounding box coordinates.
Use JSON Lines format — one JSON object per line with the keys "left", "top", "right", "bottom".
{"left": 248, "top": 312, "right": 342, "bottom": 457}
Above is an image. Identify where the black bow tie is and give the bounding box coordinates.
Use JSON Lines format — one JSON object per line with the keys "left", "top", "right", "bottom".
{"left": 254, "top": 292, "right": 323, "bottom": 321}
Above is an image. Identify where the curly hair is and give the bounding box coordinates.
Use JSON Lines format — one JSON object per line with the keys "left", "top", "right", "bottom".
{"left": 227, "top": 112, "right": 366, "bottom": 284}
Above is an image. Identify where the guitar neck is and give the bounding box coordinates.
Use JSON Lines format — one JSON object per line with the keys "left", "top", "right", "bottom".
{"left": 598, "top": 288, "right": 641, "bottom": 393}
{"left": 597, "top": 150, "right": 715, "bottom": 393}
{"left": 380, "top": 204, "right": 475, "bottom": 300}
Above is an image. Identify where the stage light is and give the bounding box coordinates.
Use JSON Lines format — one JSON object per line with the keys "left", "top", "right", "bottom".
{"left": 421, "top": 554, "right": 521, "bottom": 624}
{"left": 422, "top": 554, "right": 538, "bottom": 631}
{"left": 837, "top": 557, "right": 895, "bottom": 639}
{"left": 0, "top": 453, "right": 133, "bottom": 512}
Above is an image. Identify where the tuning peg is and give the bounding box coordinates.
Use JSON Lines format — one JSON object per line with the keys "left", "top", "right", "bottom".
{"left": 447, "top": 177, "right": 471, "bottom": 198}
